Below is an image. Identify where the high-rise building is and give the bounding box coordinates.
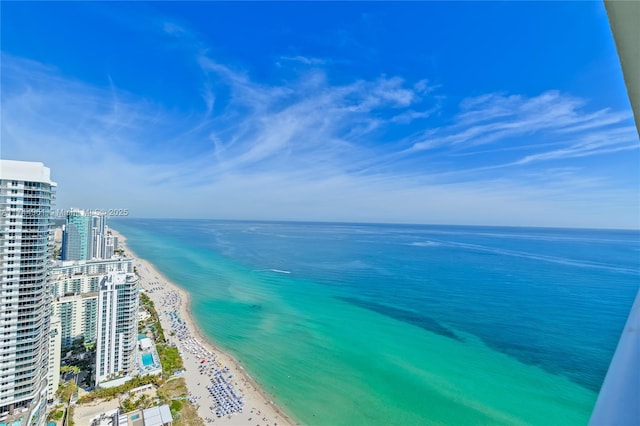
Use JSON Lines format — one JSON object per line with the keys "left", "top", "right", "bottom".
{"left": 0, "top": 160, "right": 56, "bottom": 425}
{"left": 61, "top": 209, "right": 92, "bottom": 261}
{"left": 95, "top": 271, "right": 139, "bottom": 388}
{"left": 50, "top": 258, "right": 134, "bottom": 348}
{"left": 62, "top": 210, "right": 116, "bottom": 261}
{"left": 46, "top": 316, "right": 61, "bottom": 403}
{"left": 104, "top": 235, "right": 118, "bottom": 260}
{"left": 91, "top": 212, "right": 107, "bottom": 260}
{"left": 50, "top": 258, "right": 139, "bottom": 388}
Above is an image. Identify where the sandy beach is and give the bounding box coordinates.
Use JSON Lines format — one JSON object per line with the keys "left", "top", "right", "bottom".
{"left": 110, "top": 229, "right": 295, "bottom": 426}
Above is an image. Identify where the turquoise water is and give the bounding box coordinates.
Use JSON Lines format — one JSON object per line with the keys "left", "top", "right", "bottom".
{"left": 141, "top": 353, "right": 154, "bottom": 367}
{"left": 112, "top": 219, "right": 639, "bottom": 425}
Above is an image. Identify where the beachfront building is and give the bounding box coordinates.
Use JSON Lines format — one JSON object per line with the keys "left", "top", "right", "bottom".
{"left": 51, "top": 289, "right": 99, "bottom": 349}
{"left": 61, "top": 209, "right": 92, "bottom": 261}
{"left": 95, "top": 271, "right": 140, "bottom": 388}
{"left": 46, "top": 316, "right": 62, "bottom": 403}
{"left": 91, "top": 212, "right": 107, "bottom": 259}
{"left": 52, "top": 257, "right": 134, "bottom": 278}
{"left": 104, "top": 234, "right": 118, "bottom": 260}
{"left": 51, "top": 258, "right": 135, "bottom": 349}
{"left": 62, "top": 209, "right": 117, "bottom": 261}
{"left": 0, "top": 160, "right": 56, "bottom": 425}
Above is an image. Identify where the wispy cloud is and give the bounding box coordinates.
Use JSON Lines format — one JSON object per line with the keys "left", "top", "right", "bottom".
{"left": 1, "top": 15, "right": 638, "bottom": 229}
{"left": 162, "top": 21, "right": 188, "bottom": 37}
{"left": 408, "top": 91, "right": 637, "bottom": 165}
{"left": 513, "top": 126, "right": 637, "bottom": 165}
{"left": 279, "top": 55, "right": 327, "bottom": 66}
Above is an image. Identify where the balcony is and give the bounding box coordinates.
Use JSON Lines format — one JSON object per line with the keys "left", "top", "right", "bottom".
{"left": 589, "top": 288, "right": 640, "bottom": 425}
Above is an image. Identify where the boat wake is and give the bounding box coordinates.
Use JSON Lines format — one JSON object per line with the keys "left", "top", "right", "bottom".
{"left": 270, "top": 269, "right": 291, "bottom": 274}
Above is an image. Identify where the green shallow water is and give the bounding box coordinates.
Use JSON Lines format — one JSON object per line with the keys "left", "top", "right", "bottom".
{"left": 114, "top": 221, "right": 601, "bottom": 425}
{"left": 190, "top": 266, "right": 595, "bottom": 425}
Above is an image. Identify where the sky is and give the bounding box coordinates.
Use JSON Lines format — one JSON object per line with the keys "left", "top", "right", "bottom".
{"left": 1, "top": 2, "right": 638, "bottom": 229}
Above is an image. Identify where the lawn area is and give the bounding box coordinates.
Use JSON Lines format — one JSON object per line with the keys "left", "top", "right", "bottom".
{"left": 77, "top": 375, "right": 161, "bottom": 403}
{"left": 158, "top": 378, "right": 203, "bottom": 426}
{"left": 157, "top": 344, "right": 183, "bottom": 377}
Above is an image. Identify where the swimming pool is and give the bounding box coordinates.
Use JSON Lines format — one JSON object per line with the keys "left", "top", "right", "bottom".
{"left": 141, "top": 353, "right": 154, "bottom": 367}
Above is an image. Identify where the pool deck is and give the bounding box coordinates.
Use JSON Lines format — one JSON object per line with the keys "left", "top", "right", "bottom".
{"left": 137, "top": 335, "right": 163, "bottom": 376}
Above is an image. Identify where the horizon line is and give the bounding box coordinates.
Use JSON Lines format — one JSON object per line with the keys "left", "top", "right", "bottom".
{"left": 105, "top": 216, "right": 640, "bottom": 233}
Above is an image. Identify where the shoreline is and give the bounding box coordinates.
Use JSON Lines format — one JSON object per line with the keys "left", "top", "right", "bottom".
{"left": 110, "top": 228, "right": 296, "bottom": 426}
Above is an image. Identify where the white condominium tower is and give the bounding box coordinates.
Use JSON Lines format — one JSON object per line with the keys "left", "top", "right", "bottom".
{"left": 0, "top": 160, "right": 56, "bottom": 425}
{"left": 91, "top": 212, "right": 107, "bottom": 259}
{"left": 95, "top": 271, "right": 140, "bottom": 387}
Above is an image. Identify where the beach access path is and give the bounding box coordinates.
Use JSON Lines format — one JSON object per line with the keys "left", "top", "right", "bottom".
{"left": 111, "top": 229, "right": 295, "bottom": 426}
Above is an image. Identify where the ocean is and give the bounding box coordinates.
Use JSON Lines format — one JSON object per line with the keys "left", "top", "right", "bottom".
{"left": 111, "top": 219, "right": 639, "bottom": 425}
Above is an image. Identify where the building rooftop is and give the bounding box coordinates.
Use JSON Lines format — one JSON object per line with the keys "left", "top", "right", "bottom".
{"left": 89, "top": 405, "right": 172, "bottom": 426}
{"left": 0, "top": 159, "right": 56, "bottom": 185}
